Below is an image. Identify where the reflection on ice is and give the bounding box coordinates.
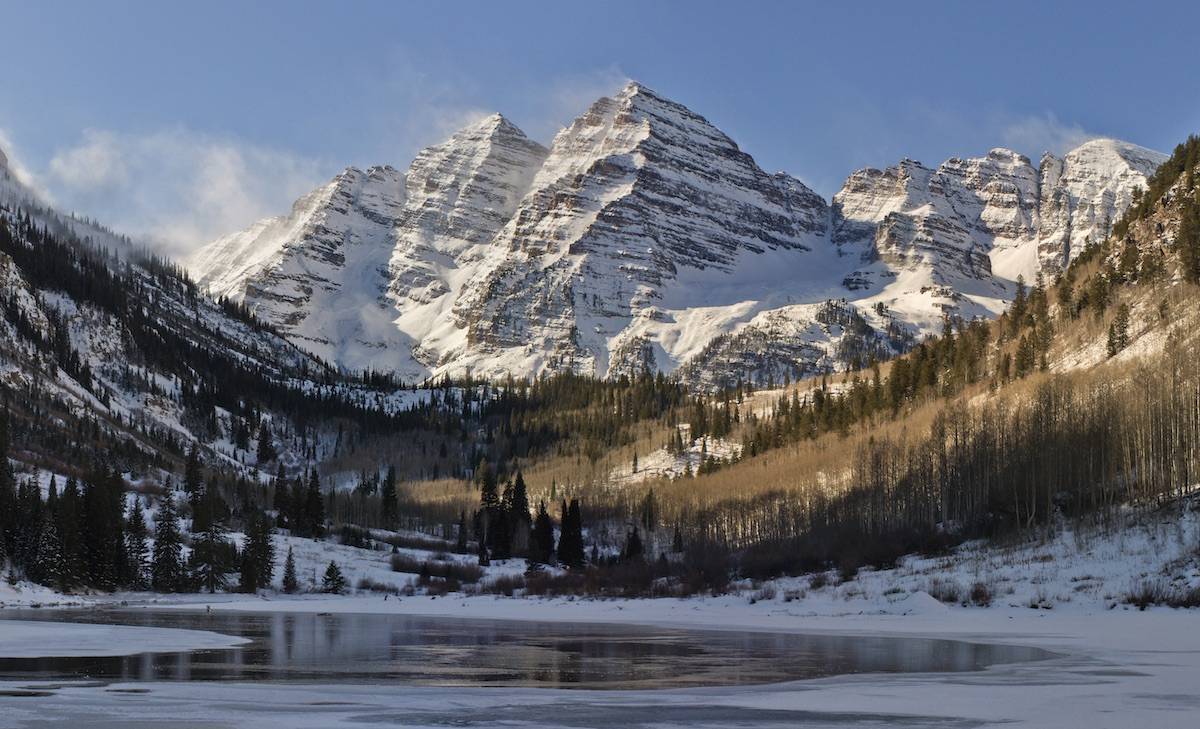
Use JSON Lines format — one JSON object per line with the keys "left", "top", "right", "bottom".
{"left": 0, "top": 609, "right": 1051, "bottom": 689}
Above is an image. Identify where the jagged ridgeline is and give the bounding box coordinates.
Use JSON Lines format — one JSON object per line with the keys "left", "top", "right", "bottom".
{"left": 189, "top": 82, "right": 1164, "bottom": 391}
{"left": 0, "top": 198, "right": 695, "bottom": 484}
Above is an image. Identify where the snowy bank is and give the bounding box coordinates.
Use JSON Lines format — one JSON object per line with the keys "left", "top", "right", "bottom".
{"left": 0, "top": 619, "right": 249, "bottom": 658}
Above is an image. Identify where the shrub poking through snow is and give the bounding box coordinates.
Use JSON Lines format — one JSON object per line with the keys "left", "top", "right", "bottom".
{"left": 390, "top": 554, "right": 483, "bottom": 584}
{"left": 926, "top": 578, "right": 962, "bottom": 604}
{"left": 969, "top": 581, "right": 993, "bottom": 607}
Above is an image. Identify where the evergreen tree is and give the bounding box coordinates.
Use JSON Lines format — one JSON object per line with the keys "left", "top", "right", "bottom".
{"left": 124, "top": 498, "right": 150, "bottom": 590}
{"left": 672, "top": 525, "right": 684, "bottom": 553}
{"left": 56, "top": 477, "right": 83, "bottom": 587}
{"left": 529, "top": 501, "right": 555, "bottom": 565}
{"left": 34, "top": 513, "right": 67, "bottom": 592}
{"left": 255, "top": 424, "right": 277, "bottom": 464}
{"left": 621, "top": 526, "right": 644, "bottom": 563}
{"left": 380, "top": 465, "right": 398, "bottom": 527}
{"left": 557, "top": 499, "right": 585, "bottom": 569}
{"left": 321, "top": 561, "right": 346, "bottom": 594}
{"left": 490, "top": 506, "right": 512, "bottom": 560}
{"left": 273, "top": 475, "right": 291, "bottom": 530}
{"left": 511, "top": 471, "right": 531, "bottom": 522}
{"left": 455, "top": 510, "right": 468, "bottom": 553}
{"left": 303, "top": 470, "right": 325, "bottom": 538}
{"left": 282, "top": 546, "right": 299, "bottom": 593}
{"left": 191, "top": 515, "right": 231, "bottom": 593}
{"left": 81, "top": 468, "right": 127, "bottom": 590}
{"left": 0, "top": 408, "right": 14, "bottom": 565}
{"left": 16, "top": 479, "right": 43, "bottom": 579}
{"left": 477, "top": 461, "right": 498, "bottom": 508}
{"left": 183, "top": 445, "right": 203, "bottom": 496}
{"left": 151, "top": 493, "right": 184, "bottom": 592}
{"left": 239, "top": 511, "right": 275, "bottom": 593}
{"left": 1107, "top": 303, "right": 1131, "bottom": 357}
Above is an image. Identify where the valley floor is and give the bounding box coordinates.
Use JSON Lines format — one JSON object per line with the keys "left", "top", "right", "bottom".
{"left": 0, "top": 501, "right": 1196, "bottom": 727}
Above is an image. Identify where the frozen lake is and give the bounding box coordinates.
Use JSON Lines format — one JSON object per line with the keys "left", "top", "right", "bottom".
{"left": 0, "top": 609, "right": 1051, "bottom": 689}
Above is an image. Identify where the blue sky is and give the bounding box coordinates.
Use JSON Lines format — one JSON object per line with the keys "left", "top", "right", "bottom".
{"left": 3, "top": 1, "right": 1199, "bottom": 255}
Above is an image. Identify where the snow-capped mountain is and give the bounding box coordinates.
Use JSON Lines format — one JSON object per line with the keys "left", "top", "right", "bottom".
{"left": 188, "top": 82, "right": 1165, "bottom": 389}
{"left": 448, "top": 82, "right": 832, "bottom": 379}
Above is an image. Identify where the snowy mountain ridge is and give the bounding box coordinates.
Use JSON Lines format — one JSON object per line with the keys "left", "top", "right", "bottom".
{"left": 188, "top": 82, "right": 1165, "bottom": 389}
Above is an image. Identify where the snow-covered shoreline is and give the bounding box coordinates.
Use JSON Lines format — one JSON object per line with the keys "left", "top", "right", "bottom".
{"left": 0, "top": 619, "right": 249, "bottom": 658}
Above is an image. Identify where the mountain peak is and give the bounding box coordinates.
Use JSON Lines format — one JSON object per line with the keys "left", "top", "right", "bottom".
{"left": 618, "top": 79, "right": 653, "bottom": 97}
{"left": 986, "top": 147, "right": 1031, "bottom": 166}
{"left": 453, "top": 112, "right": 525, "bottom": 139}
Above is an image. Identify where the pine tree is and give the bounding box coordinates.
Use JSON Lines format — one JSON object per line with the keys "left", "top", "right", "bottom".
{"left": 557, "top": 499, "right": 585, "bottom": 569}
{"left": 380, "top": 465, "right": 398, "bottom": 528}
{"left": 477, "top": 461, "right": 498, "bottom": 508}
{"left": 529, "top": 501, "right": 555, "bottom": 565}
{"left": 303, "top": 470, "right": 325, "bottom": 538}
{"left": 0, "top": 407, "right": 13, "bottom": 556}
{"left": 34, "top": 513, "right": 67, "bottom": 592}
{"left": 455, "top": 510, "right": 468, "bottom": 553}
{"left": 255, "top": 424, "right": 277, "bottom": 464}
{"left": 239, "top": 511, "right": 275, "bottom": 593}
{"left": 0, "top": 409, "right": 14, "bottom": 563}
{"left": 151, "top": 493, "right": 184, "bottom": 592}
{"left": 282, "top": 546, "right": 299, "bottom": 593}
{"left": 621, "top": 526, "right": 644, "bottom": 563}
{"left": 273, "top": 475, "right": 291, "bottom": 530}
{"left": 183, "top": 445, "right": 203, "bottom": 496}
{"left": 321, "top": 561, "right": 346, "bottom": 594}
{"left": 1107, "top": 303, "right": 1131, "bottom": 357}
{"left": 124, "top": 498, "right": 150, "bottom": 590}
{"left": 191, "top": 515, "right": 230, "bottom": 594}
{"left": 81, "top": 468, "right": 127, "bottom": 590}
{"left": 511, "top": 472, "right": 531, "bottom": 522}
{"left": 57, "top": 477, "right": 82, "bottom": 587}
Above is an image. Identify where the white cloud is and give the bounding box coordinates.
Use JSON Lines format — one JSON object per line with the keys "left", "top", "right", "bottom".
{"left": 0, "top": 128, "right": 54, "bottom": 201}
{"left": 530, "top": 66, "right": 631, "bottom": 142}
{"left": 44, "top": 127, "right": 327, "bottom": 258}
{"left": 1000, "top": 112, "right": 1095, "bottom": 158}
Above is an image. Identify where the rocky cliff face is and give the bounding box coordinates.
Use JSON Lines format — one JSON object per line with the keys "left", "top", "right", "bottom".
{"left": 1034, "top": 139, "right": 1165, "bottom": 274}
{"left": 188, "top": 83, "right": 1164, "bottom": 389}
{"left": 447, "top": 82, "right": 831, "bottom": 378}
{"left": 824, "top": 140, "right": 1164, "bottom": 339}
{"left": 834, "top": 142, "right": 1164, "bottom": 287}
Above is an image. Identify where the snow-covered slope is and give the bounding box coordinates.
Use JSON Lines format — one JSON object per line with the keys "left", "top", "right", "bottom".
{"left": 189, "top": 83, "right": 1164, "bottom": 389}
{"left": 188, "top": 165, "right": 408, "bottom": 371}
{"left": 386, "top": 114, "right": 548, "bottom": 371}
